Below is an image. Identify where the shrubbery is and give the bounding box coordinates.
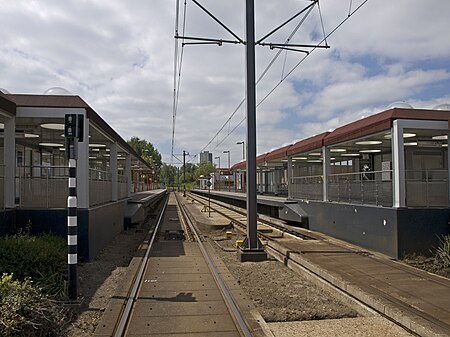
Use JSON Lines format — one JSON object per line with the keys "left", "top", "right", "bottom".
{"left": 0, "top": 231, "right": 67, "bottom": 298}
{"left": 435, "top": 235, "right": 450, "bottom": 268}
{"left": 0, "top": 273, "right": 67, "bottom": 337}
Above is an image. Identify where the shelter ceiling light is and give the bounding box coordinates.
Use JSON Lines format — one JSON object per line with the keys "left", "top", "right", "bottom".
{"left": 359, "top": 149, "right": 381, "bottom": 153}
{"left": 24, "top": 133, "right": 39, "bottom": 138}
{"left": 404, "top": 142, "right": 418, "bottom": 146}
{"left": 307, "top": 159, "right": 322, "bottom": 163}
{"left": 432, "top": 135, "right": 448, "bottom": 140}
{"left": 0, "top": 123, "right": 4, "bottom": 129}
{"left": 330, "top": 148, "right": 346, "bottom": 152}
{"left": 40, "top": 123, "right": 64, "bottom": 130}
{"left": 91, "top": 148, "right": 100, "bottom": 152}
{"left": 89, "top": 143, "right": 106, "bottom": 148}
{"left": 443, "top": 144, "right": 448, "bottom": 147}
{"left": 308, "top": 152, "right": 322, "bottom": 156}
{"left": 59, "top": 148, "right": 65, "bottom": 151}
{"left": 355, "top": 140, "right": 382, "bottom": 145}
{"left": 39, "top": 142, "right": 64, "bottom": 147}
{"left": 293, "top": 157, "right": 307, "bottom": 160}
{"left": 341, "top": 153, "right": 360, "bottom": 157}
{"left": 384, "top": 133, "right": 416, "bottom": 139}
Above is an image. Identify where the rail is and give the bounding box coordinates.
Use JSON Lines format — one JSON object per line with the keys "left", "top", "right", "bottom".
{"left": 113, "top": 194, "right": 168, "bottom": 337}
{"left": 327, "top": 170, "right": 393, "bottom": 206}
{"left": 89, "top": 168, "right": 112, "bottom": 206}
{"left": 175, "top": 193, "right": 253, "bottom": 337}
{"left": 16, "top": 165, "right": 68, "bottom": 208}
{"left": 290, "top": 174, "right": 323, "bottom": 200}
{"left": 405, "top": 169, "right": 448, "bottom": 207}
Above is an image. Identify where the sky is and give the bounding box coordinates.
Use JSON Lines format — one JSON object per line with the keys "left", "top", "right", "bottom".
{"left": 1, "top": 0, "right": 449, "bottom": 167}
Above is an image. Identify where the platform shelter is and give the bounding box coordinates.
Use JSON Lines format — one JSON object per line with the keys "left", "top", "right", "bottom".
{"left": 232, "top": 107, "right": 450, "bottom": 258}
{"left": 0, "top": 91, "right": 159, "bottom": 260}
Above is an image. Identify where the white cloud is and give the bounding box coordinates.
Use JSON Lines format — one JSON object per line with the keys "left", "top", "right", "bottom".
{"left": 0, "top": 0, "right": 449, "bottom": 164}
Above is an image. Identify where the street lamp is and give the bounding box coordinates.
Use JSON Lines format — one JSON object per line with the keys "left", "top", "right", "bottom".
{"left": 223, "top": 150, "right": 230, "bottom": 192}
{"left": 237, "top": 141, "right": 245, "bottom": 161}
{"left": 214, "top": 156, "right": 221, "bottom": 191}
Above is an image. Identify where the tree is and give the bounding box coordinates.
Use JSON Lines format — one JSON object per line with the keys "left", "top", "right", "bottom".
{"left": 194, "top": 161, "right": 215, "bottom": 181}
{"left": 127, "top": 136, "right": 162, "bottom": 168}
{"left": 159, "top": 163, "right": 178, "bottom": 188}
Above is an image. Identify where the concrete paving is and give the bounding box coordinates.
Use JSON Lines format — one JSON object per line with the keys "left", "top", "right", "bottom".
{"left": 268, "top": 235, "right": 450, "bottom": 337}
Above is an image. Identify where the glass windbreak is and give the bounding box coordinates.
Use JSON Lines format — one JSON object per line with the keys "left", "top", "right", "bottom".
{"left": 403, "top": 128, "right": 448, "bottom": 207}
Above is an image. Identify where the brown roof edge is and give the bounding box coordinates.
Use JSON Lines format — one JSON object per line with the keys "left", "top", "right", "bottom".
{"left": 8, "top": 94, "right": 152, "bottom": 169}
{"left": 324, "top": 108, "right": 450, "bottom": 146}
{"left": 264, "top": 144, "right": 292, "bottom": 162}
{"left": 287, "top": 131, "right": 330, "bottom": 156}
{"left": 0, "top": 93, "right": 16, "bottom": 116}
{"left": 232, "top": 161, "right": 246, "bottom": 170}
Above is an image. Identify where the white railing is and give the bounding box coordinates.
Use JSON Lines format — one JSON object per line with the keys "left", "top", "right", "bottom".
{"left": 89, "top": 168, "right": 112, "bottom": 206}
{"left": 327, "top": 170, "right": 393, "bottom": 206}
{"left": 291, "top": 175, "right": 323, "bottom": 201}
{"left": 16, "top": 165, "right": 68, "bottom": 208}
{"left": 118, "top": 174, "right": 128, "bottom": 199}
{"left": 405, "top": 170, "right": 448, "bottom": 207}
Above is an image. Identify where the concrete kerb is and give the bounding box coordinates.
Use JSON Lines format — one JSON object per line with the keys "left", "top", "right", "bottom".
{"left": 266, "top": 240, "right": 449, "bottom": 337}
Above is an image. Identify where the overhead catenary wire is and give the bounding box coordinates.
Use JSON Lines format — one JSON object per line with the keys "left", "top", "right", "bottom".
{"left": 171, "top": 0, "right": 188, "bottom": 165}
{"left": 184, "top": 0, "right": 370, "bottom": 163}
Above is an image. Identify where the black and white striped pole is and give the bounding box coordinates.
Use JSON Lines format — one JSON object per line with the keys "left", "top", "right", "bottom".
{"left": 67, "top": 153, "right": 77, "bottom": 300}
{"left": 65, "top": 114, "right": 83, "bottom": 300}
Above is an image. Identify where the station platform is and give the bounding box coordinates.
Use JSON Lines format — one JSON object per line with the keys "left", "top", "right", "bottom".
{"left": 192, "top": 189, "right": 307, "bottom": 224}
{"left": 266, "top": 232, "right": 450, "bottom": 336}
{"left": 124, "top": 189, "right": 167, "bottom": 228}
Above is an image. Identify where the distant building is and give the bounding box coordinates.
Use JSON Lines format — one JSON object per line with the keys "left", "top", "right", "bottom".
{"left": 200, "top": 151, "right": 212, "bottom": 164}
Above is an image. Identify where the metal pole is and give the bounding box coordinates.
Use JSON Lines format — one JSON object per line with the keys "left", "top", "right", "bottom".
{"left": 183, "top": 150, "right": 186, "bottom": 197}
{"left": 215, "top": 156, "right": 221, "bottom": 191}
{"left": 244, "top": 0, "right": 259, "bottom": 251}
{"left": 223, "top": 150, "right": 231, "bottom": 192}
{"left": 67, "top": 141, "right": 78, "bottom": 300}
{"left": 228, "top": 151, "right": 230, "bottom": 192}
{"left": 237, "top": 141, "right": 245, "bottom": 161}
{"left": 208, "top": 184, "right": 211, "bottom": 218}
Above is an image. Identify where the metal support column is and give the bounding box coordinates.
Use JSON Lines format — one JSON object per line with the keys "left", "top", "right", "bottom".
{"left": 392, "top": 120, "right": 405, "bottom": 207}
{"left": 4, "top": 117, "right": 15, "bottom": 208}
{"left": 287, "top": 156, "right": 293, "bottom": 199}
{"left": 239, "top": 0, "right": 266, "bottom": 262}
{"left": 322, "top": 146, "right": 330, "bottom": 201}
{"left": 110, "top": 143, "right": 118, "bottom": 201}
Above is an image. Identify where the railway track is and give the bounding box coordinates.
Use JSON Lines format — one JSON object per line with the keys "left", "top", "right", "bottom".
{"left": 186, "top": 191, "right": 317, "bottom": 241}
{"left": 100, "top": 192, "right": 261, "bottom": 337}
{"left": 186, "top": 191, "right": 450, "bottom": 337}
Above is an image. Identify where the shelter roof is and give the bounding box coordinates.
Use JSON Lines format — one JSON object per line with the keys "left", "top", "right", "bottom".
{"left": 0, "top": 92, "right": 16, "bottom": 116}
{"left": 287, "top": 132, "right": 330, "bottom": 157}
{"left": 7, "top": 94, "right": 153, "bottom": 171}
{"left": 324, "top": 108, "right": 450, "bottom": 146}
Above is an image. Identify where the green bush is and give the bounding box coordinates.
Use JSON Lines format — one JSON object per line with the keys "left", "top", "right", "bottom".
{"left": 0, "top": 233, "right": 67, "bottom": 298}
{"left": 435, "top": 235, "right": 450, "bottom": 268}
{"left": 0, "top": 273, "right": 67, "bottom": 337}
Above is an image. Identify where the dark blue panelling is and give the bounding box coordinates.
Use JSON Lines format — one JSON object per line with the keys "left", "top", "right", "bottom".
{"left": 0, "top": 210, "right": 16, "bottom": 235}
{"left": 302, "top": 201, "right": 399, "bottom": 257}
{"left": 397, "top": 209, "right": 450, "bottom": 258}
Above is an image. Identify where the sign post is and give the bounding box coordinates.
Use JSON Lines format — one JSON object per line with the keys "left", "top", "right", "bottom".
{"left": 64, "top": 114, "right": 83, "bottom": 300}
